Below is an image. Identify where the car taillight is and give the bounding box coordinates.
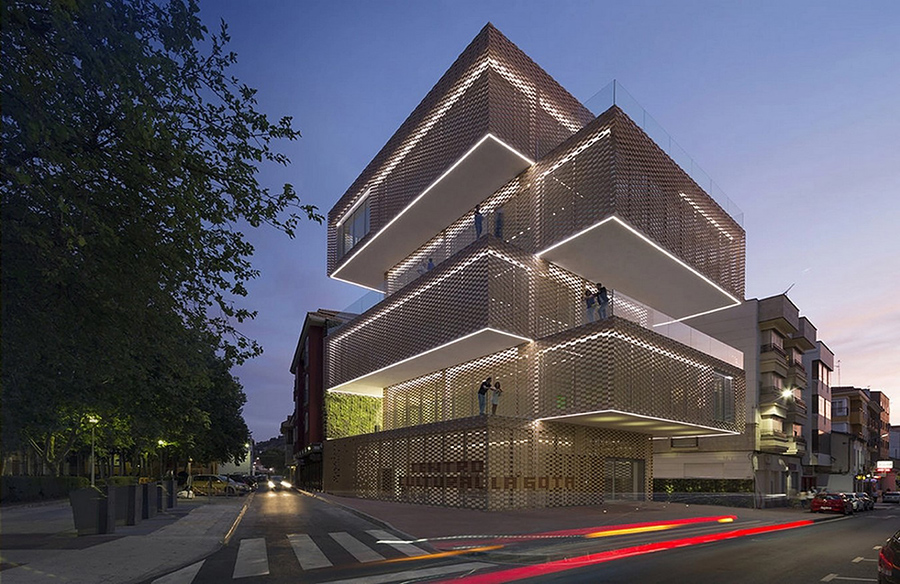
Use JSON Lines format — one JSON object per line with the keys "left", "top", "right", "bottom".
{"left": 880, "top": 544, "right": 895, "bottom": 577}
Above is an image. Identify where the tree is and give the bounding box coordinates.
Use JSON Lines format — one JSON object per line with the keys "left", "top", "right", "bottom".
{"left": 1, "top": 0, "right": 319, "bottom": 473}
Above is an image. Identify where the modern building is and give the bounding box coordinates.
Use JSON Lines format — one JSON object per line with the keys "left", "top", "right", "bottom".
{"left": 869, "top": 390, "right": 891, "bottom": 463}
{"left": 287, "top": 309, "right": 347, "bottom": 490}
{"left": 318, "top": 24, "right": 746, "bottom": 510}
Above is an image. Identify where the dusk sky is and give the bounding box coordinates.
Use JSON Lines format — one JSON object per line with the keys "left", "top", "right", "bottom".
{"left": 197, "top": 1, "right": 900, "bottom": 439}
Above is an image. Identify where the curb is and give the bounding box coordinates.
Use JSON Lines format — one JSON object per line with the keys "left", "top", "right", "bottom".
{"left": 296, "top": 489, "right": 437, "bottom": 552}
{"left": 223, "top": 491, "right": 255, "bottom": 545}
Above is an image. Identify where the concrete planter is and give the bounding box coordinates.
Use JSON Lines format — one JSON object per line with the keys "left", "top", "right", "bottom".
{"left": 113, "top": 484, "right": 142, "bottom": 526}
{"left": 69, "top": 486, "right": 115, "bottom": 535}
{"left": 142, "top": 482, "right": 158, "bottom": 519}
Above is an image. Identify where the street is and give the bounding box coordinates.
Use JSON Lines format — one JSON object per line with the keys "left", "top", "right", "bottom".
{"left": 152, "top": 486, "right": 490, "bottom": 584}
{"left": 151, "top": 489, "right": 899, "bottom": 584}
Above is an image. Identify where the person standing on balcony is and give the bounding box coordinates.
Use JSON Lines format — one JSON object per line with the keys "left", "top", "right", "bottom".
{"left": 596, "top": 283, "right": 609, "bottom": 319}
{"left": 427, "top": 258, "right": 434, "bottom": 271}
{"left": 474, "top": 205, "right": 483, "bottom": 238}
{"left": 584, "top": 288, "right": 597, "bottom": 323}
{"left": 491, "top": 381, "right": 503, "bottom": 415}
{"left": 478, "top": 376, "right": 492, "bottom": 415}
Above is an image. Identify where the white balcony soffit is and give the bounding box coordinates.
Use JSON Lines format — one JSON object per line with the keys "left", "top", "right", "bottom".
{"left": 332, "top": 134, "right": 533, "bottom": 291}
{"left": 538, "top": 410, "right": 738, "bottom": 438}
{"left": 537, "top": 215, "right": 740, "bottom": 321}
{"left": 328, "top": 328, "right": 532, "bottom": 397}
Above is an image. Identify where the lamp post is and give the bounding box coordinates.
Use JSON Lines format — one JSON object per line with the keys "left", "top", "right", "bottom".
{"left": 87, "top": 415, "right": 100, "bottom": 487}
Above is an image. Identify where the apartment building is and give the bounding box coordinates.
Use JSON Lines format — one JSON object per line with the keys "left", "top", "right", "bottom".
{"left": 869, "top": 391, "right": 891, "bottom": 463}
{"left": 320, "top": 24, "right": 746, "bottom": 510}
{"left": 287, "top": 309, "right": 346, "bottom": 490}
{"left": 654, "top": 295, "right": 822, "bottom": 503}
{"left": 802, "top": 340, "right": 835, "bottom": 489}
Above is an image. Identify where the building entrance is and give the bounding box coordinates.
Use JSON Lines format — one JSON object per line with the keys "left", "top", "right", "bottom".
{"left": 603, "top": 458, "right": 646, "bottom": 500}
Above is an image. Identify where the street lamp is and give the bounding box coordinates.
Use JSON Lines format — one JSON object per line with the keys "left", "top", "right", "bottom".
{"left": 87, "top": 415, "right": 100, "bottom": 487}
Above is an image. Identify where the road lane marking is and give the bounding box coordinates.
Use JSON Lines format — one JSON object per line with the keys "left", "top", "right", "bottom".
{"left": 852, "top": 557, "right": 877, "bottom": 563}
{"left": 233, "top": 538, "right": 269, "bottom": 578}
{"left": 821, "top": 575, "right": 877, "bottom": 582}
{"left": 288, "top": 533, "right": 333, "bottom": 570}
{"left": 320, "top": 561, "right": 491, "bottom": 584}
{"left": 331, "top": 532, "right": 385, "bottom": 563}
{"left": 151, "top": 560, "right": 204, "bottom": 584}
{"left": 367, "top": 529, "right": 427, "bottom": 556}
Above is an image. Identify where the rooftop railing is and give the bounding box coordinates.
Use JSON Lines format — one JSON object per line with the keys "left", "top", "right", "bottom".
{"left": 584, "top": 80, "right": 744, "bottom": 226}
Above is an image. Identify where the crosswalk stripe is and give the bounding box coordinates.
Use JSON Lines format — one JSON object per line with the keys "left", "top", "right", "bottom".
{"left": 320, "top": 561, "right": 491, "bottom": 584}
{"left": 330, "top": 531, "right": 385, "bottom": 563}
{"left": 151, "top": 560, "right": 205, "bottom": 584}
{"left": 233, "top": 537, "right": 270, "bottom": 578}
{"left": 366, "top": 529, "right": 427, "bottom": 556}
{"left": 287, "top": 533, "right": 334, "bottom": 570}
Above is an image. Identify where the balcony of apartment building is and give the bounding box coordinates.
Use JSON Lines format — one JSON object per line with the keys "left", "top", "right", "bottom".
{"left": 326, "top": 25, "right": 594, "bottom": 292}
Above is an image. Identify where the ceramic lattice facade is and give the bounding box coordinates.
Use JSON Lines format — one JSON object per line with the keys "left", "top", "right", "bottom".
{"left": 321, "top": 24, "right": 747, "bottom": 509}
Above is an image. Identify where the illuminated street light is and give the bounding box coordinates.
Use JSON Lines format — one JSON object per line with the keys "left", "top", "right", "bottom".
{"left": 781, "top": 389, "right": 793, "bottom": 399}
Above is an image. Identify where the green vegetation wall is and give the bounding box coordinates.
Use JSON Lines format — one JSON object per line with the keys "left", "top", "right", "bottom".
{"left": 325, "top": 394, "right": 383, "bottom": 439}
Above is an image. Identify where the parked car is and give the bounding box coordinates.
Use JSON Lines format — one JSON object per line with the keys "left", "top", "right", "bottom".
{"left": 845, "top": 492, "right": 863, "bottom": 512}
{"left": 189, "top": 474, "right": 241, "bottom": 496}
{"left": 884, "top": 491, "right": 900, "bottom": 504}
{"left": 227, "top": 474, "right": 256, "bottom": 492}
{"left": 879, "top": 527, "right": 900, "bottom": 583}
{"left": 856, "top": 492, "right": 875, "bottom": 511}
{"left": 810, "top": 492, "right": 853, "bottom": 515}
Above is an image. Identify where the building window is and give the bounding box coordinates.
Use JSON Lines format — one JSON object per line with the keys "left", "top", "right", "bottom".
{"left": 833, "top": 398, "right": 848, "bottom": 417}
{"left": 303, "top": 372, "right": 309, "bottom": 406}
{"left": 712, "top": 371, "right": 735, "bottom": 423}
{"left": 337, "top": 194, "right": 370, "bottom": 258}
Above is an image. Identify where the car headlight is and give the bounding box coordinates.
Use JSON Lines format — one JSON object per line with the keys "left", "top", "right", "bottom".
{"left": 281, "top": 480, "right": 292, "bottom": 488}
{"left": 268, "top": 480, "right": 275, "bottom": 488}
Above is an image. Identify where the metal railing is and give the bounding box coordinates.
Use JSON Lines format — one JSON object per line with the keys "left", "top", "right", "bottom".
{"left": 584, "top": 80, "right": 743, "bottom": 225}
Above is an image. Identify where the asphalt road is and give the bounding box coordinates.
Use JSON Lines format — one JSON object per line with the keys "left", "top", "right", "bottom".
{"left": 500, "top": 505, "right": 900, "bottom": 584}
{"left": 167, "top": 485, "right": 489, "bottom": 584}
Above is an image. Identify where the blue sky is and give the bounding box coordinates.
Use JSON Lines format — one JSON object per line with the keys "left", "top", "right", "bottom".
{"left": 198, "top": 1, "right": 900, "bottom": 438}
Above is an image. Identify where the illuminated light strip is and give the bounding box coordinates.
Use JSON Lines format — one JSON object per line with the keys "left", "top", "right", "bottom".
{"left": 539, "top": 329, "right": 708, "bottom": 369}
{"left": 536, "top": 409, "right": 739, "bottom": 436}
{"left": 335, "top": 188, "right": 371, "bottom": 228}
{"left": 382, "top": 545, "right": 504, "bottom": 564}
{"left": 335, "top": 53, "right": 577, "bottom": 223}
{"left": 327, "top": 327, "right": 533, "bottom": 393}
{"left": 653, "top": 302, "right": 741, "bottom": 326}
{"left": 540, "top": 128, "right": 611, "bottom": 180}
{"left": 535, "top": 215, "right": 742, "bottom": 318}
{"left": 679, "top": 192, "right": 733, "bottom": 240}
{"left": 430, "top": 520, "right": 814, "bottom": 584}
{"left": 332, "top": 248, "right": 532, "bottom": 342}
{"left": 332, "top": 133, "right": 532, "bottom": 283}
{"left": 329, "top": 273, "right": 385, "bottom": 294}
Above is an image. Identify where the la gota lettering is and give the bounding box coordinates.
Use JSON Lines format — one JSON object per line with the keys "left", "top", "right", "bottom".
{"left": 397, "top": 460, "right": 576, "bottom": 491}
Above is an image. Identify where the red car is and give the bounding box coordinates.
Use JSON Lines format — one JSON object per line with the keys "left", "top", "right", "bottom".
{"left": 879, "top": 528, "right": 899, "bottom": 583}
{"left": 810, "top": 493, "right": 853, "bottom": 515}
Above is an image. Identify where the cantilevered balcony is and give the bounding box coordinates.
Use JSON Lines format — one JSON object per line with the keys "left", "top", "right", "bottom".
{"left": 325, "top": 238, "right": 542, "bottom": 395}
{"left": 534, "top": 317, "right": 745, "bottom": 436}
{"left": 331, "top": 134, "right": 534, "bottom": 291}
{"left": 498, "top": 107, "right": 745, "bottom": 321}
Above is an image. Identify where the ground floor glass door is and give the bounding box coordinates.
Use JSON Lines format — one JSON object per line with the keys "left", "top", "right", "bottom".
{"left": 603, "top": 458, "right": 646, "bottom": 501}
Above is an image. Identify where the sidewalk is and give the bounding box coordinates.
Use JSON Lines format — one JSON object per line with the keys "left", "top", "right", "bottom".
{"left": 0, "top": 494, "right": 250, "bottom": 584}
